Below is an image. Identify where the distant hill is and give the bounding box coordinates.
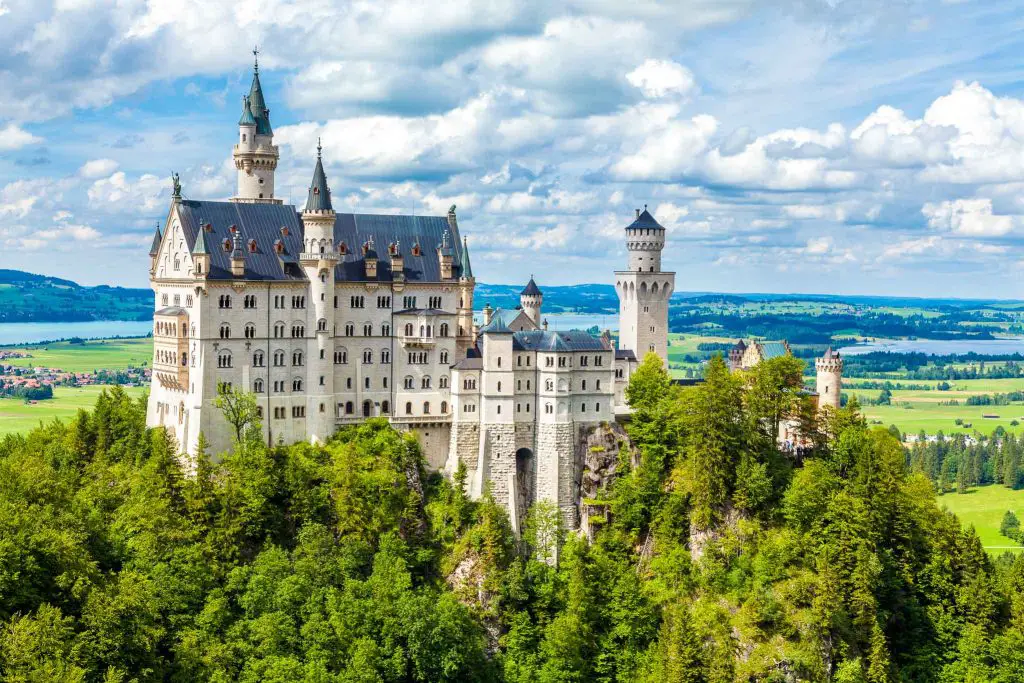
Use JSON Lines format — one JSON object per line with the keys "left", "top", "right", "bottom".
{"left": 474, "top": 283, "right": 618, "bottom": 313}
{"left": 0, "top": 270, "right": 153, "bottom": 323}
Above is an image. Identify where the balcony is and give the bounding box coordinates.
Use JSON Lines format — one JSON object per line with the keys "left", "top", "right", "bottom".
{"left": 399, "top": 333, "right": 437, "bottom": 348}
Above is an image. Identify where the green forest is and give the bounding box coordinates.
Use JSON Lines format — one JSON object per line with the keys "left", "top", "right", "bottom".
{"left": 3, "top": 357, "right": 1024, "bottom": 681}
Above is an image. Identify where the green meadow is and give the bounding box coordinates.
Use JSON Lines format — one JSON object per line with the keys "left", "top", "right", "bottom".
{"left": 4, "top": 337, "right": 152, "bottom": 373}
{"left": 939, "top": 485, "right": 1024, "bottom": 553}
{"left": 0, "top": 384, "right": 148, "bottom": 437}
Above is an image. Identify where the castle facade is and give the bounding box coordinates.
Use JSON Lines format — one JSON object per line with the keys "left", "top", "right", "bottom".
{"left": 146, "top": 59, "right": 671, "bottom": 529}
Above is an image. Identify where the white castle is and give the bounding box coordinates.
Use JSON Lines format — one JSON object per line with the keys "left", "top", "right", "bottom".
{"left": 146, "top": 58, "right": 678, "bottom": 531}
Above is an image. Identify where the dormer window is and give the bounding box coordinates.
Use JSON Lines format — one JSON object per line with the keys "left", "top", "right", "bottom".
{"left": 338, "top": 241, "right": 347, "bottom": 255}
{"left": 203, "top": 222, "right": 213, "bottom": 232}
{"left": 274, "top": 240, "right": 284, "bottom": 254}
{"left": 313, "top": 187, "right": 319, "bottom": 195}
{"left": 248, "top": 239, "right": 257, "bottom": 253}
{"left": 222, "top": 239, "right": 232, "bottom": 251}
{"left": 412, "top": 242, "right": 421, "bottom": 257}
{"left": 229, "top": 225, "right": 237, "bottom": 234}
{"left": 280, "top": 226, "right": 289, "bottom": 237}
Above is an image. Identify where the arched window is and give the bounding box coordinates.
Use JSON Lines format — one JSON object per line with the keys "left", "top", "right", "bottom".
{"left": 405, "top": 323, "right": 414, "bottom": 336}
{"left": 293, "top": 378, "right": 303, "bottom": 391}
{"left": 345, "top": 323, "right": 354, "bottom": 336}
{"left": 423, "top": 401, "right": 430, "bottom": 415}
{"left": 440, "top": 323, "right": 449, "bottom": 337}
{"left": 219, "top": 323, "right": 230, "bottom": 339}
{"left": 253, "top": 351, "right": 264, "bottom": 367}
{"left": 441, "top": 401, "right": 447, "bottom": 414}
{"left": 439, "top": 376, "right": 448, "bottom": 389}
{"left": 440, "top": 350, "right": 449, "bottom": 364}
{"left": 254, "top": 378, "right": 264, "bottom": 393}
{"left": 318, "top": 318, "right": 327, "bottom": 332}
{"left": 381, "top": 400, "right": 390, "bottom": 414}
{"left": 422, "top": 376, "right": 431, "bottom": 389}
{"left": 345, "top": 401, "right": 354, "bottom": 415}
{"left": 363, "top": 323, "right": 372, "bottom": 336}
{"left": 244, "top": 323, "right": 256, "bottom": 339}
{"left": 293, "top": 351, "right": 303, "bottom": 366}
{"left": 381, "top": 349, "right": 391, "bottom": 364}
{"left": 405, "top": 402, "right": 413, "bottom": 415}
{"left": 217, "top": 351, "right": 232, "bottom": 368}
{"left": 363, "top": 400, "right": 372, "bottom": 417}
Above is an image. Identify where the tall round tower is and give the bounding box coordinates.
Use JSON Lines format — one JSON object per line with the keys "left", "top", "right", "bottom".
{"left": 815, "top": 348, "right": 843, "bottom": 411}
{"left": 300, "top": 140, "right": 337, "bottom": 442}
{"left": 233, "top": 51, "right": 280, "bottom": 203}
{"left": 520, "top": 276, "right": 543, "bottom": 328}
{"left": 615, "top": 206, "right": 675, "bottom": 362}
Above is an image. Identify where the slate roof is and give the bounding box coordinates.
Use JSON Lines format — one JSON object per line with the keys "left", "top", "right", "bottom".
{"left": 238, "top": 96, "right": 257, "bottom": 126}
{"left": 480, "top": 316, "right": 513, "bottom": 334}
{"left": 155, "top": 306, "right": 187, "bottom": 316}
{"left": 452, "top": 356, "right": 483, "bottom": 370}
{"left": 460, "top": 237, "right": 473, "bottom": 278}
{"left": 615, "top": 349, "right": 637, "bottom": 361}
{"left": 521, "top": 277, "right": 542, "bottom": 297}
{"left": 248, "top": 66, "right": 272, "bottom": 136}
{"left": 626, "top": 208, "right": 665, "bottom": 231}
{"left": 149, "top": 225, "right": 162, "bottom": 256}
{"left": 822, "top": 347, "right": 840, "bottom": 359}
{"left": 174, "top": 200, "right": 467, "bottom": 283}
{"left": 304, "top": 143, "right": 333, "bottom": 212}
{"left": 755, "top": 340, "right": 790, "bottom": 360}
{"left": 512, "top": 329, "right": 612, "bottom": 352}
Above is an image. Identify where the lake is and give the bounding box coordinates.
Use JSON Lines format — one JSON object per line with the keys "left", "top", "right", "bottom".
{"left": 0, "top": 321, "right": 153, "bottom": 346}
{"left": 839, "top": 338, "right": 1024, "bottom": 356}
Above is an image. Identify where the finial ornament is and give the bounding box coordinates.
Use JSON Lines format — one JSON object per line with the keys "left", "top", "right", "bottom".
{"left": 253, "top": 45, "right": 260, "bottom": 72}
{"left": 171, "top": 172, "right": 182, "bottom": 199}
{"left": 317, "top": 137, "right": 322, "bottom": 158}
{"left": 449, "top": 203, "right": 457, "bottom": 214}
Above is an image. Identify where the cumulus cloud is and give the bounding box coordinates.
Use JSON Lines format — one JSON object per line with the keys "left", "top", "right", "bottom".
{"left": 626, "top": 59, "right": 696, "bottom": 99}
{"left": 79, "top": 158, "right": 119, "bottom": 178}
{"left": 922, "top": 197, "right": 1018, "bottom": 237}
{"left": 0, "top": 123, "right": 41, "bottom": 150}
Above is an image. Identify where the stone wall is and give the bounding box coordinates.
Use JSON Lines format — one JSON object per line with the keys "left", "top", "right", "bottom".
{"left": 536, "top": 422, "right": 577, "bottom": 530}
{"left": 447, "top": 423, "right": 480, "bottom": 476}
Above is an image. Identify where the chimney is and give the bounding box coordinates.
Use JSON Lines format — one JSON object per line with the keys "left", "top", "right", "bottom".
{"left": 483, "top": 303, "right": 493, "bottom": 326}
{"left": 635, "top": 208, "right": 640, "bottom": 218}
{"left": 543, "top": 318, "right": 549, "bottom": 331}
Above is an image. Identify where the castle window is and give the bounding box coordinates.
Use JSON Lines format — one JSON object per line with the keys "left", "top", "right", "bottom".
{"left": 219, "top": 295, "right": 232, "bottom": 309}
{"left": 318, "top": 318, "right": 327, "bottom": 332}
{"left": 219, "top": 323, "right": 230, "bottom": 339}
{"left": 364, "top": 377, "right": 370, "bottom": 389}
{"left": 404, "top": 323, "right": 413, "bottom": 336}
{"left": 497, "top": 381, "right": 502, "bottom": 392}
{"left": 406, "top": 402, "right": 413, "bottom": 415}
{"left": 381, "top": 324, "right": 391, "bottom": 336}
{"left": 292, "top": 378, "right": 303, "bottom": 391}
{"left": 558, "top": 357, "right": 567, "bottom": 368}
{"left": 346, "top": 378, "right": 352, "bottom": 389}
{"left": 595, "top": 355, "right": 603, "bottom": 367}
{"left": 596, "top": 380, "right": 601, "bottom": 390}
{"left": 517, "top": 380, "right": 521, "bottom": 390}
{"left": 497, "top": 357, "right": 502, "bottom": 368}
{"left": 338, "top": 241, "right": 347, "bottom": 255}
{"left": 363, "top": 323, "right": 372, "bottom": 336}
{"left": 345, "top": 323, "right": 354, "bottom": 336}
{"left": 526, "top": 403, "right": 530, "bottom": 413}
{"left": 244, "top": 323, "right": 256, "bottom": 339}
{"left": 581, "top": 356, "right": 588, "bottom": 367}
{"left": 381, "top": 349, "right": 391, "bottom": 364}
{"left": 362, "top": 349, "right": 373, "bottom": 364}
{"left": 346, "top": 401, "right": 354, "bottom": 415}
{"left": 517, "top": 356, "right": 522, "bottom": 367}
{"left": 582, "top": 380, "right": 587, "bottom": 390}
{"left": 254, "top": 378, "right": 264, "bottom": 393}
{"left": 292, "top": 324, "right": 305, "bottom": 338}
{"left": 253, "top": 351, "right": 264, "bottom": 366}
{"left": 422, "top": 377, "right": 431, "bottom": 389}
{"left": 440, "top": 350, "right": 449, "bottom": 364}
{"left": 404, "top": 376, "right": 414, "bottom": 390}
{"left": 223, "top": 239, "right": 232, "bottom": 252}
{"left": 423, "top": 401, "right": 430, "bottom": 414}
{"left": 321, "top": 376, "right": 326, "bottom": 386}
{"left": 273, "top": 351, "right": 285, "bottom": 366}
{"left": 217, "top": 351, "right": 232, "bottom": 368}
{"left": 383, "top": 377, "right": 388, "bottom": 388}
{"left": 292, "top": 406, "right": 305, "bottom": 418}
{"left": 334, "top": 349, "right": 347, "bottom": 364}
{"left": 440, "top": 376, "right": 448, "bottom": 389}
{"left": 545, "top": 403, "right": 553, "bottom": 414}
{"left": 595, "top": 403, "right": 600, "bottom": 412}
{"left": 293, "top": 351, "right": 303, "bottom": 366}
{"left": 363, "top": 401, "right": 372, "bottom": 417}
{"left": 546, "top": 357, "right": 553, "bottom": 367}
{"left": 381, "top": 400, "right": 390, "bottom": 414}
{"left": 546, "top": 380, "right": 553, "bottom": 391}
{"left": 248, "top": 239, "right": 257, "bottom": 253}
{"left": 441, "top": 401, "right": 447, "bottom": 414}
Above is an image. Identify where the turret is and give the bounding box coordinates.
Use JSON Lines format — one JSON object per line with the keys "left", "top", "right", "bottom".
{"left": 520, "top": 276, "right": 543, "bottom": 327}
{"left": 438, "top": 230, "right": 454, "bottom": 280}
{"left": 625, "top": 205, "right": 666, "bottom": 272}
{"left": 229, "top": 227, "right": 245, "bottom": 277}
{"left": 391, "top": 241, "right": 404, "bottom": 282}
{"left": 815, "top": 348, "right": 843, "bottom": 411}
{"left": 192, "top": 225, "right": 209, "bottom": 278}
{"left": 364, "top": 237, "right": 379, "bottom": 279}
{"left": 301, "top": 139, "right": 336, "bottom": 253}
{"left": 232, "top": 50, "right": 279, "bottom": 203}
{"left": 148, "top": 224, "right": 162, "bottom": 274}
{"left": 615, "top": 205, "right": 675, "bottom": 362}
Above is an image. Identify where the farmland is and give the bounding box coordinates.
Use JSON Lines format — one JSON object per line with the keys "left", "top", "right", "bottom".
{"left": 0, "top": 384, "right": 147, "bottom": 437}
{"left": 3, "top": 337, "right": 152, "bottom": 373}
{"left": 939, "top": 485, "right": 1024, "bottom": 553}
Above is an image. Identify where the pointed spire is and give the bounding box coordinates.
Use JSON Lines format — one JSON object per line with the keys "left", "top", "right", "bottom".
{"left": 149, "top": 223, "right": 162, "bottom": 256}
{"left": 304, "top": 139, "right": 333, "bottom": 213}
{"left": 247, "top": 48, "right": 272, "bottom": 136}
{"left": 521, "top": 275, "right": 541, "bottom": 297}
{"left": 192, "top": 226, "right": 208, "bottom": 254}
{"left": 460, "top": 236, "right": 473, "bottom": 279}
{"left": 238, "top": 95, "right": 256, "bottom": 126}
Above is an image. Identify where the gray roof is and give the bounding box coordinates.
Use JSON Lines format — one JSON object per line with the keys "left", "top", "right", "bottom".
{"left": 513, "top": 329, "right": 612, "bottom": 352}
{"left": 521, "top": 277, "right": 542, "bottom": 297}
{"left": 615, "top": 349, "right": 637, "bottom": 361}
{"left": 155, "top": 306, "right": 187, "bottom": 316}
{"left": 459, "top": 237, "right": 473, "bottom": 279}
{"left": 238, "top": 96, "right": 257, "bottom": 126}
{"left": 822, "top": 347, "right": 840, "bottom": 359}
{"left": 248, "top": 66, "right": 272, "bottom": 136}
{"left": 174, "top": 200, "right": 467, "bottom": 283}
{"left": 626, "top": 207, "right": 664, "bottom": 231}
{"left": 149, "top": 225, "right": 162, "bottom": 256}
{"left": 452, "top": 356, "right": 483, "bottom": 370}
{"left": 481, "top": 316, "right": 513, "bottom": 334}
{"left": 394, "top": 308, "right": 452, "bottom": 316}
{"left": 192, "top": 225, "right": 208, "bottom": 255}
{"left": 304, "top": 143, "right": 333, "bottom": 212}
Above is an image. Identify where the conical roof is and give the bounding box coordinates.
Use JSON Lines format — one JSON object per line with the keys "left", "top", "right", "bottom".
{"left": 459, "top": 237, "right": 473, "bottom": 278}
{"left": 248, "top": 61, "right": 272, "bottom": 136}
{"left": 238, "top": 96, "right": 256, "bottom": 126}
{"left": 521, "top": 277, "right": 542, "bottom": 297}
{"left": 148, "top": 225, "right": 162, "bottom": 256}
{"left": 626, "top": 207, "right": 665, "bottom": 231}
{"left": 304, "top": 140, "right": 333, "bottom": 212}
{"left": 192, "top": 226, "right": 208, "bottom": 255}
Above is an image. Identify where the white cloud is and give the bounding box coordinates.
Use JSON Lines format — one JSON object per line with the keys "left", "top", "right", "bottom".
{"left": 79, "top": 158, "right": 119, "bottom": 178}
{"left": 0, "top": 123, "right": 41, "bottom": 150}
{"left": 88, "top": 172, "right": 166, "bottom": 212}
{"left": 626, "top": 59, "right": 696, "bottom": 99}
{"left": 922, "top": 197, "right": 1018, "bottom": 237}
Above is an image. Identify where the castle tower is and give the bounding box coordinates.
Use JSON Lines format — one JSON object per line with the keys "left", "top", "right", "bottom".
{"left": 520, "top": 277, "right": 543, "bottom": 327}
{"left": 815, "top": 348, "right": 843, "bottom": 411}
{"left": 615, "top": 206, "right": 675, "bottom": 362}
{"left": 454, "top": 214, "right": 476, "bottom": 356}
{"left": 300, "top": 140, "right": 338, "bottom": 442}
{"left": 232, "top": 51, "right": 280, "bottom": 203}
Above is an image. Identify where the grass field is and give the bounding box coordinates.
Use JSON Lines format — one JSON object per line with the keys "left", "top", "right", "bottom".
{"left": 0, "top": 385, "right": 147, "bottom": 437}
{"left": 938, "top": 485, "right": 1024, "bottom": 553}
{"left": 4, "top": 337, "right": 152, "bottom": 373}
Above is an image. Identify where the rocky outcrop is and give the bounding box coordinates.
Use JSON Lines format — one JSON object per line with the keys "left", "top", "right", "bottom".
{"left": 575, "top": 421, "right": 634, "bottom": 539}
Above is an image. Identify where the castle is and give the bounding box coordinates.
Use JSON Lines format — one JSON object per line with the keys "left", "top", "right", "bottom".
{"left": 146, "top": 57, "right": 839, "bottom": 532}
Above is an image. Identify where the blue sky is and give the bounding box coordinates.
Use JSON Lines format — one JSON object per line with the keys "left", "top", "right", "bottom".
{"left": 1, "top": 0, "right": 1024, "bottom": 297}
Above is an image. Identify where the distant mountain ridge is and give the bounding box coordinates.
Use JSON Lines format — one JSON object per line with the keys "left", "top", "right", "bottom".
{"left": 0, "top": 270, "right": 153, "bottom": 323}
